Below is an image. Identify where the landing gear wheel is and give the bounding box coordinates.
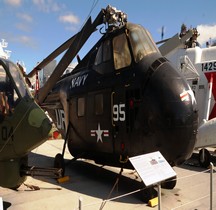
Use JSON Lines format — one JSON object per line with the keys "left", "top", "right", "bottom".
{"left": 140, "top": 187, "right": 158, "bottom": 203}
{"left": 54, "top": 153, "right": 65, "bottom": 177}
{"left": 198, "top": 148, "right": 211, "bottom": 168}
{"left": 161, "top": 176, "right": 177, "bottom": 189}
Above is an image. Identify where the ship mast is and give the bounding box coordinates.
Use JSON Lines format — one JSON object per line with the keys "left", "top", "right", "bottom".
{"left": 0, "top": 39, "right": 11, "bottom": 59}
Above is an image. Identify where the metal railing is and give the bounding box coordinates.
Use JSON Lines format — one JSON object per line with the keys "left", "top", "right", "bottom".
{"left": 74, "top": 163, "right": 215, "bottom": 210}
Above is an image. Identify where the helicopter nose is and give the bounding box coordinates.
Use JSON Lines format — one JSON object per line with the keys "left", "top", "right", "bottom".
{"left": 28, "top": 108, "right": 52, "bottom": 139}
{"left": 142, "top": 60, "right": 198, "bottom": 165}
{"left": 39, "top": 118, "right": 52, "bottom": 139}
{"left": 13, "top": 104, "right": 52, "bottom": 156}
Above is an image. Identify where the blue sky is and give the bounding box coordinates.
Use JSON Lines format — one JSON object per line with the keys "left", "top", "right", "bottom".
{"left": 1, "top": 0, "right": 216, "bottom": 73}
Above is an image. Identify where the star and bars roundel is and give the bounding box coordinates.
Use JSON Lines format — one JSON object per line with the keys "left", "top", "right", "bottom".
{"left": 90, "top": 123, "right": 109, "bottom": 143}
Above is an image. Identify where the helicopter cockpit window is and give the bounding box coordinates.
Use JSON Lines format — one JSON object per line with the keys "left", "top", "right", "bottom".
{"left": 128, "top": 25, "right": 159, "bottom": 63}
{"left": 113, "top": 33, "right": 131, "bottom": 70}
{"left": 0, "top": 64, "right": 19, "bottom": 115}
{"left": 8, "top": 61, "right": 30, "bottom": 98}
{"left": 94, "top": 45, "right": 103, "bottom": 66}
{"left": 94, "top": 40, "right": 111, "bottom": 66}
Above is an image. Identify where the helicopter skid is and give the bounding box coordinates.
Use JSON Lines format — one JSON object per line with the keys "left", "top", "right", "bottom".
{"left": 21, "top": 166, "right": 63, "bottom": 178}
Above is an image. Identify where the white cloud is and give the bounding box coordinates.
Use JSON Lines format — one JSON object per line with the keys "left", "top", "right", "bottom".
{"left": 19, "top": 36, "right": 35, "bottom": 47}
{"left": 59, "top": 13, "right": 79, "bottom": 25}
{"left": 0, "top": 32, "right": 36, "bottom": 49}
{"left": 4, "top": 0, "right": 22, "bottom": 6}
{"left": 15, "top": 14, "right": 33, "bottom": 32}
{"left": 197, "top": 24, "right": 216, "bottom": 46}
{"left": 13, "top": 35, "right": 37, "bottom": 49}
{"left": 15, "top": 23, "right": 31, "bottom": 32}
{"left": 17, "top": 13, "right": 33, "bottom": 22}
{"left": 32, "top": 0, "right": 63, "bottom": 13}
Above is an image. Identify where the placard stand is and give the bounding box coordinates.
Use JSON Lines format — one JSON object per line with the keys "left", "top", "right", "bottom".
{"left": 157, "top": 183, "right": 161, "bottom": 210}
{"left": 129, "top": 151, "right": 176, "bottom": 209}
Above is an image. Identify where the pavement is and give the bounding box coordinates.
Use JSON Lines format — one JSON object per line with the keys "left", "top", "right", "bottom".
{"left": 0, "top": 140, "right": 216, "bottom": 210}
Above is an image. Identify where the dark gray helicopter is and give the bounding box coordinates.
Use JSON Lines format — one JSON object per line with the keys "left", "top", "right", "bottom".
{"left": 28, "top": 5, "right": 198, "bottom": 189}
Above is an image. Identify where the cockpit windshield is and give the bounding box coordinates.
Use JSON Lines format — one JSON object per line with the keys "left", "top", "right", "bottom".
{"left": 7, "top": 61, "right": 30, "bottom": 98}
{"left": 113, "top": 33, "right": 131, "bottom": 70}
{"left": 128, "top": 23, "right": 159, "bottom": 63}
{"left": 0, "top": 59, "right": 31, "bottom": 115}
{"left": 93, "top": 23, "right": 160, "bottom": 74}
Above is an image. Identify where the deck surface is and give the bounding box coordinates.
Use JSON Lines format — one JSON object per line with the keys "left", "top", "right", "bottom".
{"left": 1, "top": 140, "right": 216, "bottom": 210}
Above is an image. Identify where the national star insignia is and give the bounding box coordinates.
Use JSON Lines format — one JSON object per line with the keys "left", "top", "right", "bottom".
{"left": 90, "top": 123, "right": 109, "bottom": 143}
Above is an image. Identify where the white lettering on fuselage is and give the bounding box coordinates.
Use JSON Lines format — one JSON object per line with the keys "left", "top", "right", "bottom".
{"left": 71, "top": 74, "right": 88, "bottom": 88}
{"left": 55, "top": 109, "right": 65, "bottom": 130}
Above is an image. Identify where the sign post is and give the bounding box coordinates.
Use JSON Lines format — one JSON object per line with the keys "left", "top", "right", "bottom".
{"left": 157, "top": 183, "right": 161, "bottom": 210}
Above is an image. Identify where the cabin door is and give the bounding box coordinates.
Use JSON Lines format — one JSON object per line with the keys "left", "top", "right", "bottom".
{"left": 69, "top": 95, "right": 87, "bottom": 149}
{"left": 86, "top": 89, "right": 114, "bottom": 153}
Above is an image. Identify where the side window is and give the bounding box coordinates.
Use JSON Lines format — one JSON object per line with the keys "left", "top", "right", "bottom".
{"left": 95, "top": 94, "right": 103, "bottom": 115}
{"left": 94, "top": 45, "right": 103, "bottom": 66}
{"left": 102, "top": 40, "right": 111, "bottom": 62}
{"left": 94, "top": 40, "right": 111, "bottom": 66}
{"left": 113, "top": 33, "right": 131, "bottom": 70}
{"left": 0, "top": 65, "right": 18, "bottom": 115}
{"left": 77, "top": 97, "right": 85, "bottom": 117}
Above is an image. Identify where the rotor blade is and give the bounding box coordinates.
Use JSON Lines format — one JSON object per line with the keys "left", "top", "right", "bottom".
{"left": 36, "top": 17, "right": 95, "bottom": 104}
{"left": 28, "top": 10, "right": 103, "bottom": 78}
{"left": 159, "top": 30, "right": 193, "bottom": 56}
{"left": 156, "top": 38, "right": 170, "bottom": 45}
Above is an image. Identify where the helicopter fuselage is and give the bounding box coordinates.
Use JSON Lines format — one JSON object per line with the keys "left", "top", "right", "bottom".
{"left": 43, "top": 22, "right": 198, "bottom": 168}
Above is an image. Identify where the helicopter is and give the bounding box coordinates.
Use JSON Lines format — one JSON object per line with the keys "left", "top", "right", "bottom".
{"left": 0, "top": 44, "right": 53, "bottom": 188}
{"left": 26, "top": 5, "right": 198, "bottom": 190}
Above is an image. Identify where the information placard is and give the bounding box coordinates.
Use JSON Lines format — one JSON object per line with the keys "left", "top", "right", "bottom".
{"left": 129, "top": 151, "right": 176, "bottom": 187}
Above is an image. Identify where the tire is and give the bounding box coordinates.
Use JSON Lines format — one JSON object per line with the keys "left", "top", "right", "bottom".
{"left": 161, "top": 176, "right": 177, "bottom": 189}
{"left": 54, "top": 153, "right": 65, "bottom": 177}
{"left": 198, "top": 148, "right": 211, "bottom": 168}
{"left": 140, "top": 187, "right": 158, "bottom": 203}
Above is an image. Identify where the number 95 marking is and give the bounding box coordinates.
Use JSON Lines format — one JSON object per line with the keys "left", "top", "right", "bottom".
{"left": 113, "top": 104, "right": 125, "bottom": 121}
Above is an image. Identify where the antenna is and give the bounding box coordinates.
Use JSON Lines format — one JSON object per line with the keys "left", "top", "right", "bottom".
{"left": 161, "top": 26, "right": 164, "bottom": 40}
